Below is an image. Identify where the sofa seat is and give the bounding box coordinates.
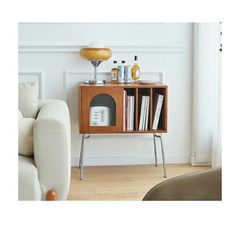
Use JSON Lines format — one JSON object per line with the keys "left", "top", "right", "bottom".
{"left": 18, "top": 155, "right": 41, "bottom": 200}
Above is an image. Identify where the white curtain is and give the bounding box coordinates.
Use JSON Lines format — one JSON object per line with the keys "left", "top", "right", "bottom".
{"left": 191, "top": 23, "right": 221, "bottom": 166}
{"left": 212, "top": 23, "right": 222, "bottom": 167}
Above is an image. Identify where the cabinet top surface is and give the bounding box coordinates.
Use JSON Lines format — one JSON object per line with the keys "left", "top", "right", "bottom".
{"left": 79, "top": 82, "right": 167, "bottom": 88}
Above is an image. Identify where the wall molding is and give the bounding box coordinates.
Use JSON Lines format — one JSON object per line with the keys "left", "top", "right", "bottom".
{"left": 71, "top": 132, "right": 158, "bottom": 140}
{"left": 72, "top": 155, "right": 190, "bottom": 167}
{"left": 18, "top": 70, "right": 45, "bottom": 98}
{"left": 64, "top": 69, "right": 164, "bottom": 138}
{"left": 19, "top": 43, "right": 187, "bottom": 53}
{"left": 190, "top": 156, "right": 211, "bottom": 166}
{"left": 63, "top": 69, "right": 164, "bottom": 100}
{"left": 63, "top": 70, "right": 111, "bottom": 100}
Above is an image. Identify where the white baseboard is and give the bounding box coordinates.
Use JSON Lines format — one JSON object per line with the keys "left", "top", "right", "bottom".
{"left": 71, "top": 155, "right": 190, "bottom": 167}
{"left": 190, "top": 156, "right": 211, "bottom": 167}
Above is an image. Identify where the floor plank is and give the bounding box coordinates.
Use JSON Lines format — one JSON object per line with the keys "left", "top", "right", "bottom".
{"left": 67, "top": 164, "right": 210, "bottom": 201}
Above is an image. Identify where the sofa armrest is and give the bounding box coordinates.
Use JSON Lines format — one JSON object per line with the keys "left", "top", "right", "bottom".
{"left": 33, "top": 100, "right": 71, "bottom": 200}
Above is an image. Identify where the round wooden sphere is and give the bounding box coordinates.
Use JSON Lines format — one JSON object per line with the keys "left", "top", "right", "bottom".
{"left": 46, "top": 190, "right": 57, "bottom": 200}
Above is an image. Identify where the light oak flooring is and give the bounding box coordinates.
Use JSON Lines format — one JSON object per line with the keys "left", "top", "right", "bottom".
{"left": 67, "top": 164, "right": 210, "bottom": 201}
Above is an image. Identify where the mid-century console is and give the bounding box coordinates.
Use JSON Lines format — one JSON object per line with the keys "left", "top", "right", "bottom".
{"left": 78, "top": 82, "right": 168, "bottom": 179}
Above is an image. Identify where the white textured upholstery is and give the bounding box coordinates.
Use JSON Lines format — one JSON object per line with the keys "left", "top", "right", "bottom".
{"left": 18, "top": 117, "right": 35, "bottom": 156}
{"left": 18, "top": 81, "right": 71, "bottom": 200}
{"left": 19, "top": 110, "right": 23, "bottom": 119}
{"left": 18, "top": 155, "right": 41, "bottom": 200}
{"left": 33, "top": 100, "right": 71, "bottom": 200}
{"left": 19, "top": 82, "right": 39, "bottom": 118}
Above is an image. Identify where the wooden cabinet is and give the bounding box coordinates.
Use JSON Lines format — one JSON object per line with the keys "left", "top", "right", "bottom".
{"left": 79, "top": 83, "right": 168, "bottom": 134}
{"left": 78, "top": 82, "right": 168, "bottom": 179}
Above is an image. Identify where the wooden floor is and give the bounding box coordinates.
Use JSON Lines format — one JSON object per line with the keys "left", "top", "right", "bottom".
{"left": 67, "top": 164, "right": 210, "bottom": 201}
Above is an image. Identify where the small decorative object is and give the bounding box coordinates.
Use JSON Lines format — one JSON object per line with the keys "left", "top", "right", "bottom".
{"left": 80, "top": 42, "right": 112, "bottom": 84}
{"left": 89, "top": 106, "right": 111, "bottom": 126}
{"left": 137, "top": 79, "right": 160, "bottom": 84}
{"left": 137, "top": 72, "right": 163, "bottom": 84}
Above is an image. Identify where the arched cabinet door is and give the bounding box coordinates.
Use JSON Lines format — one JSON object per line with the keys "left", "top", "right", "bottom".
{"left": 79, "top": 86, "right": 124, "bottom": 133}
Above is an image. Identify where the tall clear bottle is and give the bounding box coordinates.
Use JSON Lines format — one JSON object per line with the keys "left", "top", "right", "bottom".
{"left": 131, "top": 55, "right": 140, "bottom": 82}
{"left": 111, "top": 60, "right": 118, "bottom": 83}
{"left": 118, "top": 60, "right": 126, "bottom": 83}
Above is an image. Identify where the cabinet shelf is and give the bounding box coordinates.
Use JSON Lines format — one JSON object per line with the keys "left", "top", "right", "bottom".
{"left": 79, "top": 82, "right": 168, "bottom": 134}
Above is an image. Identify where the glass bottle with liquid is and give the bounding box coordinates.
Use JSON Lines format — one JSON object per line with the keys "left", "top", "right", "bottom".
{"left": 111, "top": 60, "right": 118, "bottom": 83}
{"left": 131, "top": 56, "right": 140, "bottom": 82}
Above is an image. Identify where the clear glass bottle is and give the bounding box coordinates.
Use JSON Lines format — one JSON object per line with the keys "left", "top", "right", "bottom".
{"left": 131, "top": 55, "right": 140, "bottom": 81}
{"left": 118, "top": 60, "right": 126, "bottom": 83}
{"left": 111, "top": 60, "right": 118, "bottom": 83}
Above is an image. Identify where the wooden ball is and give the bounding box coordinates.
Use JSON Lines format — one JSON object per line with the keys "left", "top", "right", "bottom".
{"left": 46, "top": 190, "right": 57, "bottom": 201}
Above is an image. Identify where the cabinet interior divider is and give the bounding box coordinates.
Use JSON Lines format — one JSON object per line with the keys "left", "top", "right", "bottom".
{"left": 149, "top": 88, "right": 153, "bottom": 130}
{"left": 135, "top": 88, "right": 139, "bottom": 131}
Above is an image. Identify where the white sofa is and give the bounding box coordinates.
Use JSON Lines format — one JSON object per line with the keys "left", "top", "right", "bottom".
{"left": 18, "top": 83, "right": 71, "bottom": 200}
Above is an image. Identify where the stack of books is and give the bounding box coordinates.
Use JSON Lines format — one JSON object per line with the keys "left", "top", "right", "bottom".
{"left": 123, "top": 91, "right": 135, "bottom": 131}
{"left": 139, "top": 96, "right": 150, "bottom": 131}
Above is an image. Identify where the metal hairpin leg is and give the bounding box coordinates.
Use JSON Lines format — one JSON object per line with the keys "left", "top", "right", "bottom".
{"left": 79, "top": 134, "right": 90, "bottom": 180}
{"left": 153, "top": 134, "right": 167, "bottom": 178}
{"left": 153, "top": 134, "right": 158, "bottom": 167}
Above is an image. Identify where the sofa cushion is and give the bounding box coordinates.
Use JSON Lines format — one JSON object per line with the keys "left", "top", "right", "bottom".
{"left": 19, "top": 116, "right": 35, "bottom": 157}
{"left": 19, "top": 82, "right": 39, "bottom": 118}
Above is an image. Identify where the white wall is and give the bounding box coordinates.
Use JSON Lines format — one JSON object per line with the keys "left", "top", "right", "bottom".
{"left": 18, "top": 23, "right": 193, "bottom": 166}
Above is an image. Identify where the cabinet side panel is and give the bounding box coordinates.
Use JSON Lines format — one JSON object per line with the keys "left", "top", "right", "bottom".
{"left": 78, "top": 86, "right": 81, "bottom": 130}
{"left": 79, "top": 87, "right": 90, "bottom": 133}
